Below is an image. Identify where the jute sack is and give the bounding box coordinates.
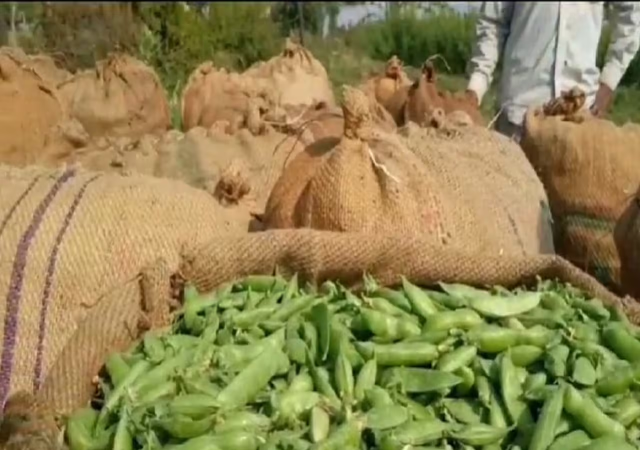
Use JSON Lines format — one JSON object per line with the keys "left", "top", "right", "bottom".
{"left": 3, "top": 229, "right": 633, "bottom": 449}
{"left": 58, "top": 53, "right": 171, "bottom": 139}
{"left": 262, "top": 86, "right": 489, "bottom": 252}
{"left": 0, "top": 46, "right": 72, "bottom": 86}
{"left": 243, "top": 38, "right": 336, "bottom": 110}
{"left": 614, "top": 185, "right": 640, "bottom": 298}
{"left": 358, "top": 55, "right": 412, "bottom": 110}
{"left": 385, "top": 61, "right": 484, "bottom": 128}
{"left": 0, "top": 50, "right": 65, "bottom": 167}
{"left": 181, "top": 62, "right": 277, "bottom": 134}
{"left": 399, "top": 120, "right": 555, "bottom": 256}
{"left": 63, "top": 126, "right": 306, "bottom": 213}
{"left": 0, "top": 165, "right": 252, "bottom": 413}
{"left": 521, "top": 88, "right": 640, "bottom": 290}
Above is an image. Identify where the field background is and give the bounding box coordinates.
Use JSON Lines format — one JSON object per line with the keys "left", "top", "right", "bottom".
{"left": 2, "top": 2, "right": 639, "bottom": 127}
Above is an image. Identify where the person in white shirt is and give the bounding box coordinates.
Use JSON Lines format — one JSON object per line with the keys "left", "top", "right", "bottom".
{"left": 465, "top": 2, "right": 640, "bottom": 141}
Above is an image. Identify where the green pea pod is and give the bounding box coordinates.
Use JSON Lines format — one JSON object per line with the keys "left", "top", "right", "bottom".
{"left": 517, "top": 325, "right": 556, "bottom": 348}
{"left": 355, "top": 341, "right": 438, "bottom": 367}
{"left": 426, "top": 289, "right": 467, "bottom": 309}
{"left": 216, "top": 329, "right": 286, "bottom": 371}
{"left": 361, "top": 309, "right": 421, "bottom": 341}
{"left": 167, "top": 394, "right": 219, "bottom": 420}
{"left": 301, "top": 321, "right": 319, "bottom": 362}
{"left": 363, "top": 296, "right": 419, "bottom": 324}
{"left": 575, "top": 435, "right": 636, "bottom": 450}
{"left": 104, "top": 353, "right": 130, "bottom": 387}
{"left": 334, "top": 342, "right": 355, "bottom": 405}
{"left": 563, "top": 384, "right": 626, "bottom": 439}
{"left": 595, "top": 363, "right": 639, "bottom": 396}
{"left": 548, "top": 430, "right": 591, "bottom": 450}
{"left": 573, "top": 298, "right": 611, "bottom": 322}
{"left": 455, "top": 366, "right": 475, "bottom": 396}
{"left": 498, "top": 352, "right": 527, "bottom": 425}
{"left": 310, "top": 418, "right": 363, "bottom": 450}
{"left": 217, "top": 345, "right": 289, "bottom": 410}
{"left": 272, "top": 391, "right": 321, "bottom": 425}
{"left": 66, "top": 408, "right": 113, "bottom": 450}
{"left": 354, "top": 358, "right": 377, "bottom": 403}
{"left": 270, "top": 294, "right": 325, "bottom": 323}
{"left": 439, "top": 283, "right": 489, "bottom": 303}
{"left": 232, "top": 307, "right": 277, "bottom": 329}
{"left": 603, "top": 323, "right": 640, "bottom": 363}
{"left": 381, "top": 367, "right": 462, "bottom": 393}
{"left": 467, "top": 325, "right": 519, "bottom": 353}
{"left": 518, "top": 308, "right": 567, "bottom": 329}
{"left": 441, "top": 399, "right": 484, "bottom": 425}
{"left": 370, "top": 287, "right": 412, "bottom": 312}
{"left": 310, "top": 303, "right": 331, "bottom": 362}
{"left": 309, "top": 406, "right": 330, "bottom": 443}
{"left": 305, "top": 348, "right": 340, "bottom": 409}
{"left": 523, "top": 373, "right": 547, "bottom": 394}
{"left": 571, "top": 356, "right": 597, "bottom": 386}
{"left": 236, "top": 275, "right": 286, "bottom": 293}
{"left": 365, "top": 386, "right": 394, "bottom": 409}
{"left": 402, "top": 277, "right": 438, "bottom": 319}
{"left": 393, "top": 393, "right": 437, "bottom": 420}
{"left": 447, "top": 424, "right": 510, "bottom": 447}
{"left": 380, "top": 419, "right": 452, "bottom": 446}
{"left": 136, "top": 380, "right": 177, "bottom": 407}
{"left": 327, "top": 321, "right": 363, "bottom": 368}
{"left": 404, "top": 330, "right": 452, "bottom": 345}
{"left": 545, "top": 344, "right": 570, "bottom": 379}
{"left": 215, "top": 411, "right": 272, "bottom": 433}
{"left": 468, "top": 292, "right": 541, "bottom": 318}
{"left": 365, "top": 404, "right": 409, "bottom": 430}
{"left": 570, "top": 322, "right": 601, "bottom": 343}
{"left": 540, "top": 291, "right": 571, "bottom": 312}
{"left": 436, "top": 345, "right": 477, "bottom": 372}
{"left": 286, "top": 338, "right": 308, "bottom": 365}
{"left": 157, "top": 414, "right": 216, "bottom": 440}
{"left": 288, "top": 371, "right": 314, "bottom": 393}
{"left": 423, "top": 309, "right": 484, "bottom": 333}
{"left": 528, "top": 385, "right": 565, "bottom": 450}
{"left": 612, "top": 397, "right": 640, "bottom": 426}
{"left": 282, "top": 273, "right": 299, "bottom": 303}
{"left": 509, "top": 345, "right": 544, "bottom": 367}
{"left": 258, "top": 290, "right": 283, "bottom": 308}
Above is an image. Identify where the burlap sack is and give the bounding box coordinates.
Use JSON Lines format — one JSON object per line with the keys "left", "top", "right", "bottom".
{"left": 181, "top": 62, "right": 277, "bottom": 134}
{"left": 0, "top": 50, "right": 65, "bottom": 167}
{"left": 358, "top": 55, "right": 412, "bottom": 110}
{"left": 402, "top": 62, "right": 485, "bottom": 127}
{"left": 0, "top": 46, "right": 72, "bottom": 87}
{"left": 399, "top": 121, "right": 554, "bottom": 256}
{"left": 58, "top": 53, "right": 171, "bottom": 138}
{"left": 521, "top": 89, "right": 640, "bottom": 290}
{"left": 0, "top": 164, "right": 252, "bottom": 412}
{"left": 243, "top": 38, "right": 336, "bottom": 110}
{"left": 614, "top": 186, "right": 640, "bottom": 298}
{"left": 263, "top": 86, "right": 489, "bottom": 253}
{"left": 61, "top": 126, "right": 306, "bottom": 214}
{"left": 3, "top": 229, "right": 633, "bottom": 449}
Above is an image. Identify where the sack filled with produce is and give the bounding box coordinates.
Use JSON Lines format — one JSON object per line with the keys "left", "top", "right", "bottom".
{"left": 614, "top": 184, "right": 640, "bottom": 299}
{"left": 358, "top": 55, "right": 412, "bottom": 110}
{"left": 399, "top": 121, "right": 555, "bottom": 256}
{"left": 262, "top": 86, "right": 490, "bottom": 254}
{"left": 0, "top": 164, "right": 253, "bottom": 417}
{"left": 6, "top": 229, "right": 640, "bottom": 450}
{"left": 521, "top": 87, "right": 640, "bottom": 292}
{"left": 243, "top": 38, "right": 335, "bottom": 110}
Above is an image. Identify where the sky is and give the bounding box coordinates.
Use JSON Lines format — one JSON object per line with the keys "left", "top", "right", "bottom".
{"left": 335, "top": 2, "right": 478, "bottom": 29}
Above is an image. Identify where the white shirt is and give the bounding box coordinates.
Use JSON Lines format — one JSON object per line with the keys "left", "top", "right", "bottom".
{"left": 468, "top": 2, "right": 640, "bottom": 126}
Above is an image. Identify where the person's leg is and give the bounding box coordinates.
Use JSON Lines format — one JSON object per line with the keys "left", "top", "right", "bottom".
{"left": 494, "top": 113, "right": 523, "bottom": 143}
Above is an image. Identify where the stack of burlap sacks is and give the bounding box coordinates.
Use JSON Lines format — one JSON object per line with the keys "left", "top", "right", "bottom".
{"left": 1, "top": 50, "right": 638, "bottom": 450}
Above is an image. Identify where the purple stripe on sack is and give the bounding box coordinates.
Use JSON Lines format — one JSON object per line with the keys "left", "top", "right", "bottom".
{"left": 0, "top": 175, "right": 43, "bottom": 239}
{"left": 0, "top": 168, "right": 76, "bottom": 412}
{"left": 33, "top": 174, "right": 101, "bottom": 390}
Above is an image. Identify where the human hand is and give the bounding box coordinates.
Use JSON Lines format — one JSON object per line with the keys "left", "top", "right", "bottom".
{"left": 590, "top": 83, "right": 614, "bottom": 118}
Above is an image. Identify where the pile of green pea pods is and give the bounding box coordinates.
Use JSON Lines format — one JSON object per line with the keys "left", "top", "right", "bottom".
{"left": 65, "top": 274, "right": 640, "bottom": 450}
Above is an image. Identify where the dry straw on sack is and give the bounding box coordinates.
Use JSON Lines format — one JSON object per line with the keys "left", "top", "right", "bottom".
{"left": 0, "top": 165, "right": 253, "bottom": 414}
{"left": 263, "top": 86, "right": 490, "bottom": 254}
{"left": 399, "top": 119, "right": 554, "bottom": 256}
{"left": 58, "top": 53, "right": 171, "bottom": 139}
{"left": 243, "top": 38, "right": 336, "bottom": 110}
{"left": 4, "top": 228, "right": 636, "bottom": 450}
{"left": 521, "top": 88, "right": 640, "bottom": 291}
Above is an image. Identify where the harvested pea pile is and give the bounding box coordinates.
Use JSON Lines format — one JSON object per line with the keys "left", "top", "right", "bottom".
{"left": 67, "top": 275, "right": 640, "bottom": 450}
